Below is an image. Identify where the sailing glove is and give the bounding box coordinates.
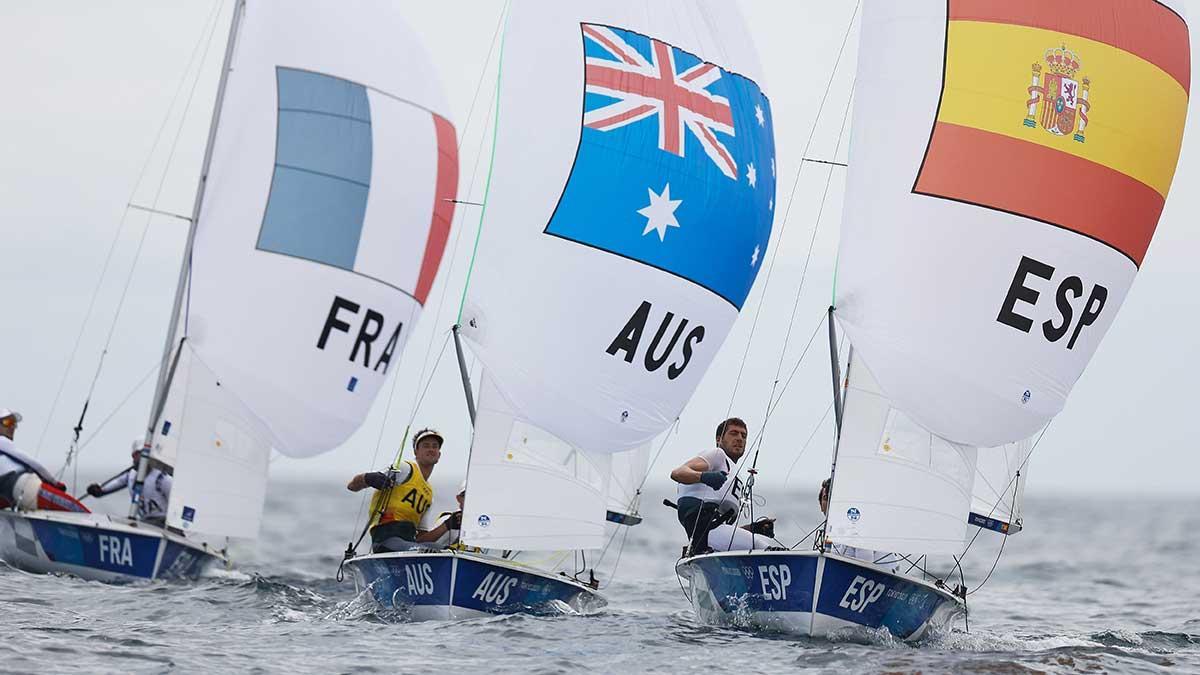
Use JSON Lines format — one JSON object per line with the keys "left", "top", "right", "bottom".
{"left": 446, "top": 511, "right": 463, "bottom": 530}
{"left": 86, "top": 483, "right": 103, "bottom": 497}
{"left": 699, "top": 471, "right": 728, "bottom": 490}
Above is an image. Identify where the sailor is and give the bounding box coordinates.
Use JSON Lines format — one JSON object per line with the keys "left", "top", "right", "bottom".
{"left": 0, "top": 408, "right": 88, "bottom": 513}
{"left": 431, "top": 482, "right": 472, "bottom": 551}
{"left": 347, "top": 428, "right": 457, "bottom": 553}
{"left": 669, "top": 417, "right": 776, "bottom": 554}
{"left": 85, "top": 440, "right": 173, "bottom": 526}
{"left": 817, "top": 478, "right": 898, "bottom": 571}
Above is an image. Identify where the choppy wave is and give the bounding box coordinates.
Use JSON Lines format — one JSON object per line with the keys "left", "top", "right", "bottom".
{"left": 2, "top": 485, "right": 1197, "bottom": 673}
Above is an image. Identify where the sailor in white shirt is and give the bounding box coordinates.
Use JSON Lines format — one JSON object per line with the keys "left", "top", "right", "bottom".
{"left": 670, "top": 417, "right": 776, "bottom": 555}
{"left": 86, "top": 440, "right": 173, "bottom": 526}
{"left": 0, "top": 408, "right": 81, "bottom": 512}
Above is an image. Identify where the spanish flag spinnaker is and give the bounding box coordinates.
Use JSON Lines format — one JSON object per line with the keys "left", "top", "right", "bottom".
{"left": 833, "top": 0, "right": 1190, "bottom": 448}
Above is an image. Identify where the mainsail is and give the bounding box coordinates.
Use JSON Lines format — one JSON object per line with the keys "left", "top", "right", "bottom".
{"left": 460, "top": 0, "right": 775, "bottom": 550}
{"left": 827, "top": 0, "right": 1189, "bottom": 554}
{"left": 150, "top": 1, "right": 457, "bottom": 538}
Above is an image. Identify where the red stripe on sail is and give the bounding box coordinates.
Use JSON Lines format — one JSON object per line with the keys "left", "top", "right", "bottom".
{"left": 415, "top": 114, "right": 458, "bottom": 305}
{"left": 914, "top": 122, "right": 1165, "bottom": 266}
{"left": 950, "top": 0, "right": 1191, "bottom": 94}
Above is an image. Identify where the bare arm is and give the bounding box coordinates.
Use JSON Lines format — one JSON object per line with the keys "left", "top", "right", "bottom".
{"left": 669, "top": 456, "right": 712, "bottom": 485}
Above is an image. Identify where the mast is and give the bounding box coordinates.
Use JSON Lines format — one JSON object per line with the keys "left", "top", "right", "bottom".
{"left": 821, "top": 306, "right": 849, "bottom": 549}
{"left": 452, "top": 324, "right": 477, "bottom": 426}
{"left": 132, "top": 0, "right": 246, "bottom": 520}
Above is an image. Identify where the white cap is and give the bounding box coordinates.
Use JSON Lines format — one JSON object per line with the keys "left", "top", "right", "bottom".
{"left": 412, "top": 428, "right": 444, "bottom": 449}
{"left": 457, "top": 480, "right": 467, "bottom": 496}
{"left": 0, "top": 409, "right": 22, "bottom": 424}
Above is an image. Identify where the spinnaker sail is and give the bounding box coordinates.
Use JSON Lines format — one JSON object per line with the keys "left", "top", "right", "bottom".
{"left": 460, "top": 0, "right": 775, "bottom": 550}
{"left": 826, "top": 0, "right": 1189, "bottom": 555}
{"left": 152, "top": 0, "right": 458, "bottom": 538}
{"left": 834, "top": 0, "right": 1190, "bottom": 448}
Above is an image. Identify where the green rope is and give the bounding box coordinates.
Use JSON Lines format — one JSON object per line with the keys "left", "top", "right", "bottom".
{"left": 456, "top": 11, "right": 510, "bottom": 324}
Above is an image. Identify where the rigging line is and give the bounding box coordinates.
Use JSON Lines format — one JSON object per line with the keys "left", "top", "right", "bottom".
{"left": 782, "top": 402, "right": 833, "bottom": 486}
{"left": 34, "top": 0, "right": 223, "bottom": 457}
{"left": 722, "top": 0, "right": 860, "bottom": 412}
{"left": 68, "top": 2, "right": 226, "bottom": 450}
{"left": 61, "top": 360, "right": 161, "bottom": 476}
{"left": 802, "top": 158, "right": 848, "bottom": 168}
{"left": 965, "top": 452, "right": 1027, "bottom": 596}
{"left": 947, "top": 422, "right": 1051, "bottom": 586}
{"left": 456, "top": 3, "right": 511, "bottom": 323}
{"left": 401, "top": 1, "right": 509, "bottom": 422}
{"left": 745, "top": 86, "right": 855, "bottom": 472}
{"left": 348, "top": 331, "right": 453, "bottom": 541}
{"left": 709, "top": 312, "right": 825, "bottom": 543}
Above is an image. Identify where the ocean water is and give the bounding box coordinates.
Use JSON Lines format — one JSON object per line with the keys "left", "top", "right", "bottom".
{"left": 3, "top": 481, "right": 1197, "bottom": 674}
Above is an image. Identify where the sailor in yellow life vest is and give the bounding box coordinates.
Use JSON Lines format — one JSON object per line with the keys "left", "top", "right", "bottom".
{"left": 347, "top": 428, "right": 460, "bottom": 553}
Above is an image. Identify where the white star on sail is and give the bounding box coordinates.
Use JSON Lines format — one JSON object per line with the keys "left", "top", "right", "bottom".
{"left": 751, "top": 245, "right": 760, "bottom": 266}
{"left": 637, "top": 184, "right": 682, "bottom": 242}
{"left": 747, "top": 163, "right": 757, "bottom": 188}
{"left": 755, "top": 104, "right": 765, "bottom": 126}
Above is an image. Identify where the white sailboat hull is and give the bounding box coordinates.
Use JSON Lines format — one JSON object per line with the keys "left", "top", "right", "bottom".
{"left": 676, "top": 550, "right": 964, "bottom": 641}
{"left": 0, "top": 510, "right": 224, "bottom": 582}
{"left": 344, "top": 550, "right": 605, "bottom": 621}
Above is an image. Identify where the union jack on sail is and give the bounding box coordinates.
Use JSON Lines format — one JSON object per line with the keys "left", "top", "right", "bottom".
{"left": 582, "top": 24, "right": 738, "bottom": 179}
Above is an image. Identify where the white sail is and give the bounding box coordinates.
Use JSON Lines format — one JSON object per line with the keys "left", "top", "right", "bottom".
{"left": 178, "top": 0, "right": 458, "bottom": 458}
{"left": 163, "top": 347, "right": 271, "bottom": 540}
{"left": 826, "top": 354, "right": 978, "bottom": 556}
{"left": 969, "top": 437, "right": 1033, "bottom": 535}
{"left": 461, "top": 375, "right": 611, "bottom": 552}
{"left": 459, "top": 0, "right": 775, "bottom": 454}
{"left": 607, "top": 443, "right": 650, "bottom": 522}
{"left": 458, "top": 0, "right": 774, "bottom": 551}
{"left": 833, "top": 0, "right": 1190, "bottom": 447}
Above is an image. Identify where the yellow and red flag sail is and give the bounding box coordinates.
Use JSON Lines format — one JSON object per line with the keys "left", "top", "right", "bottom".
{"left": 914, "top": 0, "right": 1188, "bottom": 267}
{"left": 834, "top": 0, "right": 1190, "bottom": 448}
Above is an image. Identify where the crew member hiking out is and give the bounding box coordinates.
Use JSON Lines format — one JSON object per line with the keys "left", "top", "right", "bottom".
{"left": 669, "top": 417, "right": 775, "bottom": 555}
{"left": 347, "top": 428, "right": 456, "bottom": 552}
{"left": 0, "top": 408, "right": 88, "bottom": 513}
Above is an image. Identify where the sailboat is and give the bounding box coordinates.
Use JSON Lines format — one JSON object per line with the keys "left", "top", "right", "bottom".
{"left": 342, "top": 0, "right": 776, "bottom": 619}
{"left": 0, "top": 0, "right": 457, "bottom": 582}
{"left": 677, "top": 0, "right": 1190, "bottom": 639}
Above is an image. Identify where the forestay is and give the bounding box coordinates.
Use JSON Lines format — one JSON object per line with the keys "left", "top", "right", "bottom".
{"left": 177, "top": 0, "right": 458, "bottom": 458}
{"left": 827, "top": 354, "right": 978, "bottom": 556}
{"left": 459, "top": 0, "right": 776, "bottom": 455}
{"left": 833, "top": 0, "right": 1190, "bottom": 447}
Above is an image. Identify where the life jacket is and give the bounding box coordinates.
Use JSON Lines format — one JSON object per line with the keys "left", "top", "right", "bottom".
{"left": 368, "top": 460, "right": 433, "bottom": 530}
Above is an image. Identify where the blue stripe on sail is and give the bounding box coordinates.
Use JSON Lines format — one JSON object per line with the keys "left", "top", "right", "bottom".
{"left": 259, "top": 67, "right": 372, "bottom": 271}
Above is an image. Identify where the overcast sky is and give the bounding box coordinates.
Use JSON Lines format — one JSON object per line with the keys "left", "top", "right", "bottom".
{"left": 1, "top": 1, "right": 1197, "bottom": 505}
